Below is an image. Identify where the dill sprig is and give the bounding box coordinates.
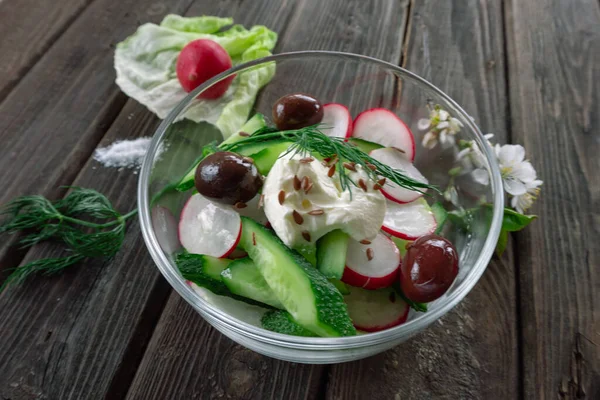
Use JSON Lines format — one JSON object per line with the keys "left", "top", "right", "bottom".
{"left": 220, "top": 125, "right": 437, "bottom": 195}
{"left": 0, "top": 187, "right": 137, "bottom": 291}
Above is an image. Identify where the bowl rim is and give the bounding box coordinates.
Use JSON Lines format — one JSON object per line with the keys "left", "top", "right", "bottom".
{"left": 138, "top": 50, "right": 504, "bottom": 349}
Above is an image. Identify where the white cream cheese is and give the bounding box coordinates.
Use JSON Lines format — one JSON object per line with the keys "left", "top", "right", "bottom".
{"left": 263, "top": 153, "right": 386, "bottom": 248}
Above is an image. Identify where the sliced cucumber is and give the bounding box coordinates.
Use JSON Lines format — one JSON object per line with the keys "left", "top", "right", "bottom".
{"left": 348, "top": 137, "right": 383, "bottom": 154}
{"left": 221, "top": 113, "right": 267, "bottom": 145}
{"left": 176, "top": 114, "right": 267, "bottom": 192}
{"left": 329, "top": 279, "right": 350, "bottom": 295}
{"left": 239, "top": 217, "right": 356, "bottom": 337}
{"left": 261, "top": 310, "right": 318, "bottom": 337}
{"left": 176, "top": 253, "right": 233, "bottom": 296}
{"left": 176, "top": 253, "right": 272, "bottom": 308}
{"left": 242, "top": 141, "right": 293, "bottom": 175}
{"left": 221, "top": 258, "right": 284, "bottom": 309}
{"left": 431, "top": 202, "right": 448, "bottom": 234}
{"left": 294, "top": 242, "right": 317, "bottom": 267}
{"left": 316, "top": 230, "right": 349, "bottom": 279}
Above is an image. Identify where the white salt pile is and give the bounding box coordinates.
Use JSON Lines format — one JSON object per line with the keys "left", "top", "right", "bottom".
{"left": 93, "top": 137, "right": 152, "bottom": 169}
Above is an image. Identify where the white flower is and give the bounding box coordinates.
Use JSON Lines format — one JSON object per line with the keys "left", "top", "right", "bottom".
{"left": 418, "top": 106, "right": 464, "bottom": 149}
{"left": 511, "top": 179, "right": 542, "bottom": 213}
{"left": 456, "top": 134, "right": 494, "bottom": 184}
{"left": 495, "top": 144, "right": 538, "bottom": 196}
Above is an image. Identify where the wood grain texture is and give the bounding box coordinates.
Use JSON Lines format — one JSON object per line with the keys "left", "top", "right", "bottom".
{"left": 327, "top": 1, "right": 519, "bottom": 399}
{"left": 0, "top": 0, "right": 95, "bottom": 100}
{"left": 0, "top": 0, "right": 197, "bottom": 276}
{"left": 505, "top": 0, "right": 600, "bottom": 398}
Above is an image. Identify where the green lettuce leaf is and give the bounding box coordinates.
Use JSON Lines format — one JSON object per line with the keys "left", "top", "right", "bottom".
{"left": 114, "top": 15, "right": 277, "bottom": 138}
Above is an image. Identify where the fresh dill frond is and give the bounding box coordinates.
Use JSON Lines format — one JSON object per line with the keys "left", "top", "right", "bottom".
{"left": 0, "top": 187, "right": 137, "bottom": 292}
{"left": 220, "top": 125, "right": 437, "bottom": 195}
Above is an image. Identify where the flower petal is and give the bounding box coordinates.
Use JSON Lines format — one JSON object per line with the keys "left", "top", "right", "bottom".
{"left": 437, "top": 121, "right": 450, "bottom": 130}
{"left": 472, "top": 168, "right": 490, "bottom": 185}
{"left": 498, "top": 144, "right": 526, "bottom": 166}
{"left": 512, "top": 161, "right": 537, "bottom": 182}
{"left": 418, "top": 118, "right": 431, "bottom": 130}
{"left": 439, "top": 110, "right": 449, "bottom": 121}
{"left": 503, "top": 177, "right": 527, "bottom": 195}
{"left": 422, "top": 131, "right": 438, "bottom": 148}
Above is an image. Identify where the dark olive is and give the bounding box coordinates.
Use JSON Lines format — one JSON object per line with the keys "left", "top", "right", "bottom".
{"left": 272, "top": 93, "right": 324, "bottom": 130}
{"left": 194, "top": 152, "right": 262, "bottom": 205}
{"left": 399, "top": 234, "right": 459, "bottom": 303}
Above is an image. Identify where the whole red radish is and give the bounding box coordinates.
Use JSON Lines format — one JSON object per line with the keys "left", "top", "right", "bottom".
{"left": 176, "top": 39, "right": 234, "bottom": 99}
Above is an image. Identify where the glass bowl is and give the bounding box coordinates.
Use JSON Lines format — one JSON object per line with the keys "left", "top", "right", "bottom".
{"left": 138, "top": 51, "right": 503, "bottom": 364}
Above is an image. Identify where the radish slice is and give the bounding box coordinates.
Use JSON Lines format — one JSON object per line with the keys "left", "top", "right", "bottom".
{"left": 382, "top": 198, "right": 437, "bottom": 240}
{"left": 342, "top": 232, "right": 401, "bottom": 290}
{"left": 321, "top": 103, "right": 353, "bottom": 138}
{"left": 178, "top": 193, "right": 241, "bottom": 258}
{"left": 234, "top": 194, "right": 268, "bottom": 225}
{"left": 370, "top": 147, "right": 427, "bottom": 204}
{"left": 345, "top": 286, "right": 409, "bottom": 332}
{"left": 352, "top": 108, "right": 415, "bottom": 161}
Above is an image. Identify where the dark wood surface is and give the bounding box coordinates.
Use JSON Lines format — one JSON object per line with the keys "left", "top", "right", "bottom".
{"left": 0, "top": 0, "right": 598, "bottom": 399}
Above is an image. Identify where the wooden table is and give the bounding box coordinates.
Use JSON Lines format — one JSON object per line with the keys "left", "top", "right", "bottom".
{"left": 0, "top": 1, "right": 598, "bottom": 399}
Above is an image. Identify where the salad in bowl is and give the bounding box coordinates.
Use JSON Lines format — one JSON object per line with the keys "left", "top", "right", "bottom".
{"left": 139, "top": 51, "right": 503, "bottom": 363}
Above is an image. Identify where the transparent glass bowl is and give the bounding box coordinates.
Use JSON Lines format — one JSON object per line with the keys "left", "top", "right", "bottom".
{"left": 138, "top": 51, "right": 503, "bottom": 364}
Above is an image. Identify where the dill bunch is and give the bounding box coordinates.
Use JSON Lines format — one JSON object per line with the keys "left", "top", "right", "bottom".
{"left": 220, "top": 125, "right": 437, "bottom": 196}
{"left": 0, "top": 187, "right": 137, "bottom": 291}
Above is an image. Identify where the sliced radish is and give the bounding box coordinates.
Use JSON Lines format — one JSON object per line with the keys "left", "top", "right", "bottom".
{"left": 345, "top": 286, "right": 409, "bottom": 332}
{"left": 382, "top": 198, "right": 437, "bottom": 240}
{"left": 178, "top": 193, "right": 241, "bottom": 258}
{"left": 234, "top": 194, "right": 268, "bottom": 225}
{"left": 342, "top": 232, "right": 401, "bottom": 290}
{"left": 352, "top": 108, "right": 415, "bottom": 161}
{"left": 370, "top": 147, "right": 428, "bottom": 204}
{"left": 321, "top": 103, "right": 353, "bottom": 138}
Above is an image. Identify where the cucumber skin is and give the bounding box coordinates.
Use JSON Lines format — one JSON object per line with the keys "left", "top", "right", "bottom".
{"left": 431, "top": 202, "right": 448, "bottom": 234}
{"left": 221, "top": 258, "right": 284, "bottom": 309}
{"left": 176, "top": 253, "right": 273, "bottom": 309}
{"left": 261, "top": 310, "right": 318, "bottom": 337}
{"left": 239, "top": 217, "right": 356, "bottom": 337}
{"left": 316, "top": 230, "right": 349, "bottom": 279}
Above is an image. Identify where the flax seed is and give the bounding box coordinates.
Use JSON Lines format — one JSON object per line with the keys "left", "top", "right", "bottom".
{"left": 358, "top": 178, "right": 367, "bottom": 191}
{"left": 366, "top": 163, "right": 377, "bottom": 171}
{"left": 293, "top": 175, "right": 302, "bottom": 190}
{"left": 360, "top": 239, "right": 371, "bottom": 245}
{"left": 373, "top": 183, "right": 382, "bottom": 190}
{"left": 234, "top": 201, "right": 247, "bottom": 209}
{"left": 292, "top": 210, "right": 304, "bottom": 225}
{"left": 328, "top": 164, "right": 336, "bottom": 177}
{"left": 258, "top": 194, "right": 264, "bottom": 209}
{"left": 278, "top": 190, "right": 286, "bottom": 205}
{"left": 377, "top": 178, "right": 387, "bottom": 186}
{"left": 366, "top": 248, "right": 374, "bottom": 261}
{"left": 392, "top": 146, "right": 406, "bottom": 154}
{"left": 343, "top": 162, "right": 356, "bottom": 172}
{"left": 302, "top": 231, "right": 311, "bottom": 242}
{"left": 308, "top": 209, "right": 324, "bottom": 216}
{"left": 242, "top": 156, "right": 254, "bottom": 164}
{"left": 252, "top": 232, "right": 256, "bottom": 246}
{"left": 299, "top": 157, "right": 314, "bottom": 163}
{"left": 304, "top": 182, "right": 314, "bottom": 194}
{"left": 238, "top": 131, "right": 250, "bottom": 137}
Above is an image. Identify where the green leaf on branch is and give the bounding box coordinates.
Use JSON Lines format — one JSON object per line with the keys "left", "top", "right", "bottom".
{"left": 496, "top": 229, "right": 508, "bottom": 257}
{"left": 500, "top": 207, "right": 537, "bottom": 232}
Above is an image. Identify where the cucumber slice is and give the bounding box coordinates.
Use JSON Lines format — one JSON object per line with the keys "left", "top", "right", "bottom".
{"left": 176, "top": 253, "right": 233, "bottom": 296}
{"left": 316, "top": 230, "right": 349, "bottom": 279}
{"left": 348, "top": 137, "right": 383, "bottom": 154}
{"left": 239, "top": 217, "right": 356, "bottom": 337}
{"left": 176, "top": 253, "right": 272, "bottom": 308}
{"left": 175, "top": 114, "right": 267, "bottom": 192}
{"left": 221, "top": 258, "right": 284, "bottom": 309}
{"left": 243, "top": 141, "right": 293, "bottom": 175}
{"left": 294, "top": 243, "right": 317, "bottom": 267}
{"left": 431, "top": 202, "right": 448, "bottom": 234}
{"left": 221, "top": 113, "right": 267, "bottom": 145}
{"left": 261, "top": 310, "right": 318, "bottom": 337}
{"left": 329, "top": 279, "right": 350, "bottom": 295}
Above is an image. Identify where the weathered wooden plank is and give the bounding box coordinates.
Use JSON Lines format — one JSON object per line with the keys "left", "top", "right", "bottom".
{"left": 126, "top": 1, "right": 413, "bottom": 399}
{"left": 0, "top": 1, "right": 303, "bottom": 399}
{"left": 0, "top": 0, "right": 201, "bottom": 276}
{"left": 326, "top": 1, "right": 519, "bottom": 399}
{"left": 505, "top": 0, "right": 600, "bottom": 398}
{"left": 0, "top": 0, "right": 95, "bottom": 100}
